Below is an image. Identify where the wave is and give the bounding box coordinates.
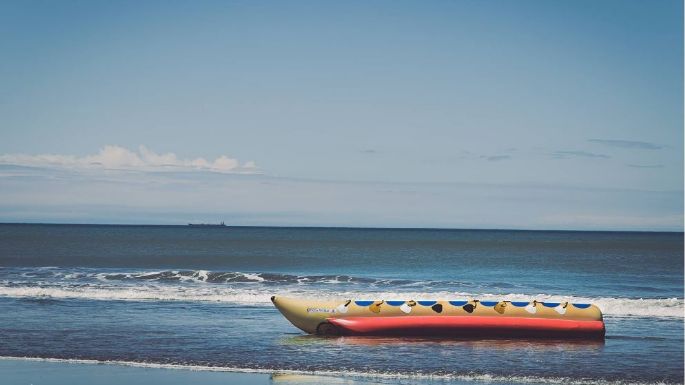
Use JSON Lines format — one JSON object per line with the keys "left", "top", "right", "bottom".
{"left": 2, "top": 267, "right": 682, "bottom": 318}
{"left": 0, "top": 283, "right": 681, "bottom": 318}
{"left": 8, "top": 267, "right": 673, "bottom": 295}
{"left": 15, "top": 267, "right": 418, "bottom": 286}
{"left": 0, "top": 356, "right": 679, "bottom": 385}
{"left": 0, "top": 284, "right": 270, "bottom": 305}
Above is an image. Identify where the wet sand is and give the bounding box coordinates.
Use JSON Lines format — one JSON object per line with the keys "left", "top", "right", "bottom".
{"left": 1, "top": 358, "right": 396, "bottom": 385}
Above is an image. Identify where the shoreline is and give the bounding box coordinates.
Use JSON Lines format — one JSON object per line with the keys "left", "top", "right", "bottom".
{"left": 0, "top": 356, "right": 678, "bottom": 385}
{"left": 0, "top": 357, "right": 386, "bottom": 385}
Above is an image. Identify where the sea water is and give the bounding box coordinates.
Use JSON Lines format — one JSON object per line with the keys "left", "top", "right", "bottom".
{"left": 0, "top": 224, "right": 682, "bottom": 384}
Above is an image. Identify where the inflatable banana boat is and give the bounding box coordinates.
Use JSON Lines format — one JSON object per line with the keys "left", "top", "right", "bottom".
{"left": 272, "top": 296, "right": 605, "bottom": 339}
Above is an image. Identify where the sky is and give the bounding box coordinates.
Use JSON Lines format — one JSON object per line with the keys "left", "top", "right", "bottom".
{"left": 0, "top": 0, "right": 682, "bottom": 231}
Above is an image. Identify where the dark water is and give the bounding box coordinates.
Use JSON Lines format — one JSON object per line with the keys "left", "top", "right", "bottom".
{"left": 0, "top": 224, "right": 682, "bottom": 384}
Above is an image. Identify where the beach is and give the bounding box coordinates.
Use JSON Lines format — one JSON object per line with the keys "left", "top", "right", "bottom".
{"left": 1, "top": 358, "right": 401, "bottom": 385}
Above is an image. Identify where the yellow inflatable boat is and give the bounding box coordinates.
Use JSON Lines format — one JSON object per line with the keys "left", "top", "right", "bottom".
{"left": 272, "top": 296, "right": 605, "bottom": 339}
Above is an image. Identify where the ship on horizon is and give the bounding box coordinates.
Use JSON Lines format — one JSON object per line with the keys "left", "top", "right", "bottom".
{"left": 187, "top": 221, "right": 226, "bottom": 227}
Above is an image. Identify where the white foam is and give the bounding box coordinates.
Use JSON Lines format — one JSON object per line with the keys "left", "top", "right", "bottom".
{"left": 0, "top": 356, "right": 676, "bottom": 385}
{"left": 196, "top": 270, "right": 209, "bottom": 281}
{"left": 242, "top": 273, "right": 265, "bottom": 282}
{"left": 0, "top": 285, "right": 681, "bottom": 318}
{"left": 177, "top": 270, "right": 210, "bottom": 283}
{"left": 134, "top": 271, "right": 168, "bottom": 279}
{"left": 0, "top": 285, "right": 270, "bottom": 304}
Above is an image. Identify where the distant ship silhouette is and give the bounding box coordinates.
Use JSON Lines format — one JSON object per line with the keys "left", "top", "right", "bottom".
{"left": 187, "top": 221, "right": 226, "bottom": 227}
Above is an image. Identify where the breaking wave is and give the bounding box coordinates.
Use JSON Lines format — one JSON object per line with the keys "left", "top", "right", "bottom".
{"left": 0, "top": 267, "right": 682, "bottom": 318}
{"left": 0, "top": 286, "right": 680, "bottom": 318}
{"left": 15, "top": 267, "right": 417, "bottom": 286}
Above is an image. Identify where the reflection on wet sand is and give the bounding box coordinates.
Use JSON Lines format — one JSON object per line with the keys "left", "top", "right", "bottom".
{"left": 281, "top": 334, "right": 605, "bottom": 352}
{"left": 270, "top": 373, "right": 387, "bottom": 384}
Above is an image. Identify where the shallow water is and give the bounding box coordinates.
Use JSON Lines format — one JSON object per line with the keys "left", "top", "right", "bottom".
{"left": 0, "top": 224, "right": 682, "bottom": 384}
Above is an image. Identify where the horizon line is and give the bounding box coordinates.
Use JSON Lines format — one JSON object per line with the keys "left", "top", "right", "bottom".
{"left": 1, "top": 222, "right": 682, "bottom": 234}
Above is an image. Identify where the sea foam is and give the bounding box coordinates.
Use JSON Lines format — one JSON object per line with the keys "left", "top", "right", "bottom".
{"left": 0, "top": 284, "right": 681, "bottom": 318}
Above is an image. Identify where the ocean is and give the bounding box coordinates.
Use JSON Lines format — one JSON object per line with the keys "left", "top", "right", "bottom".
{"left": 0, "top": 224, "right": 682, "bottom": 384}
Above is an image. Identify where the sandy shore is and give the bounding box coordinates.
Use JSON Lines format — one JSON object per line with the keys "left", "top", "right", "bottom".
{"left": 1, "top": 358, "right": 396, "bottom": 385}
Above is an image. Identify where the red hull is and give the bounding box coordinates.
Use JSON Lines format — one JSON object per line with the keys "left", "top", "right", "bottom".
{"left": 327, "top": 316, "right": 605, "bottom": 339}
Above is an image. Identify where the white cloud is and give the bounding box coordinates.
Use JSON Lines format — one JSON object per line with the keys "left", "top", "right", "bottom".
{"left": 0, "top": 145, "right": 259, "bottom": 174}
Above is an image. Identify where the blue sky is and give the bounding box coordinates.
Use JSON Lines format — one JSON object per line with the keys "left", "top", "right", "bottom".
{"left": 0, "top": 0, "right": 682, "bottom": 230}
